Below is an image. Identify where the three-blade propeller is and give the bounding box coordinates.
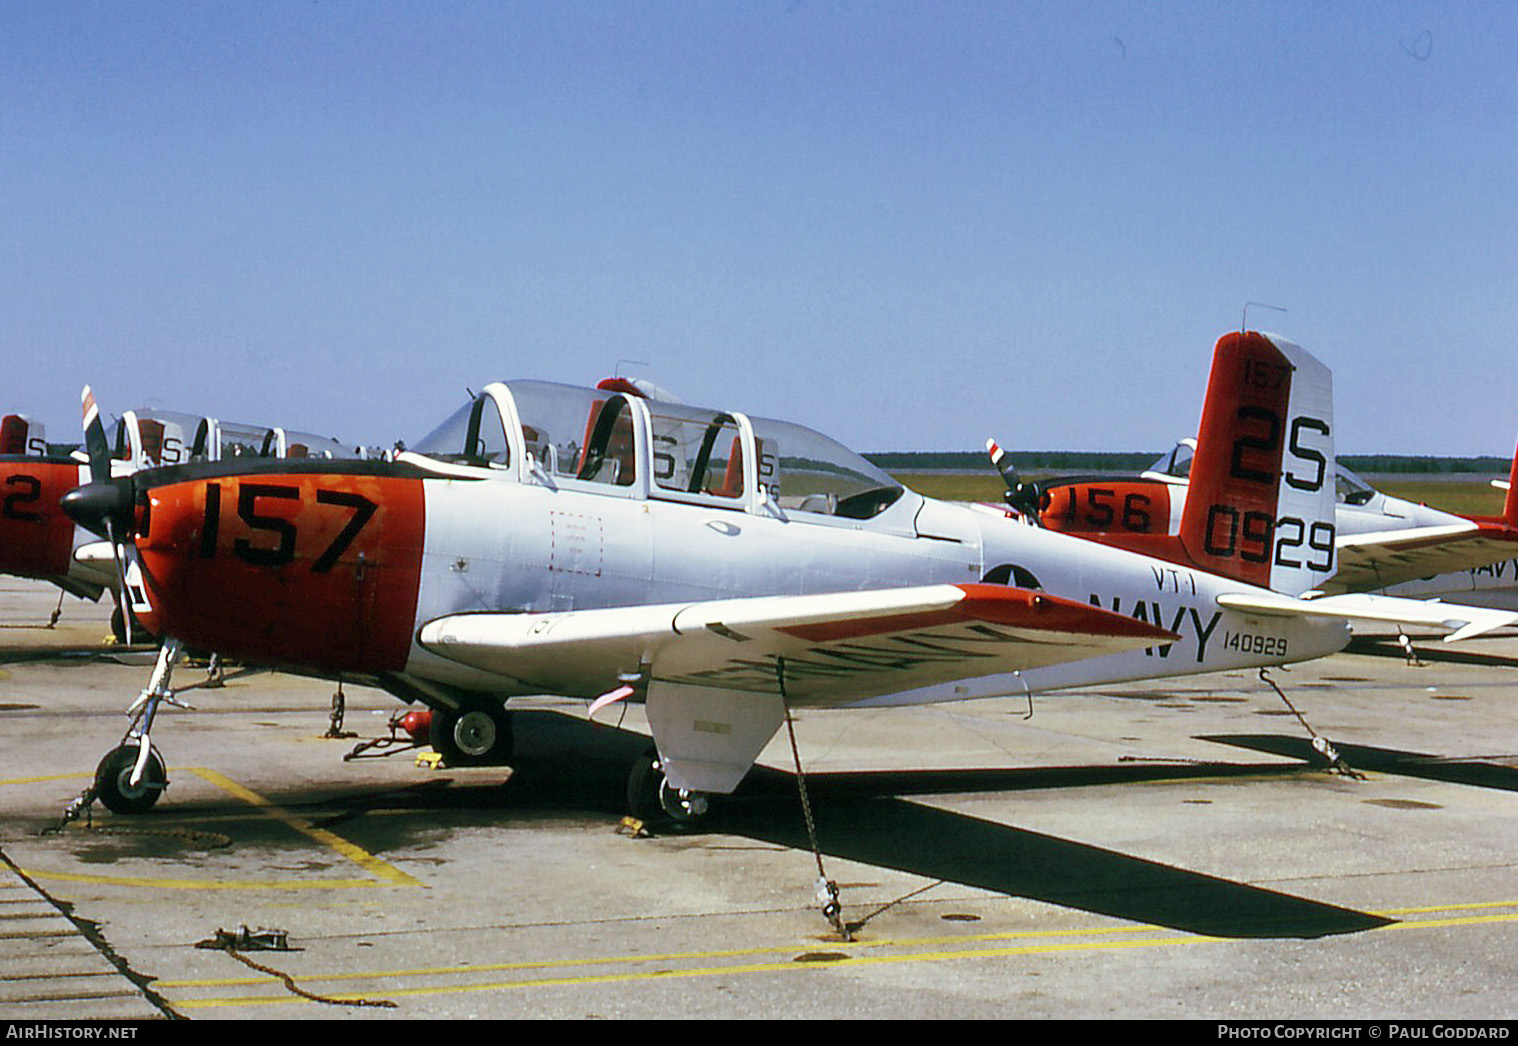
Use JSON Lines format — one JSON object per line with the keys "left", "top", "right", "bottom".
{"left": 62, "top": 387, "right": 139, "bottom": 643}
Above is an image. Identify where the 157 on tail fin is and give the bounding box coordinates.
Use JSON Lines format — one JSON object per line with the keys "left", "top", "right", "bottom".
{"left": 1178, "top": 331, "right": 1336, "bottom": 595}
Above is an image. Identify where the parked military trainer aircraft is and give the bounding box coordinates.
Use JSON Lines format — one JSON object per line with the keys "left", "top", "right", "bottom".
{"left": 62, "top": 333, "right": 1514, "bottom": 823}
{"left": 0, "top": 413, "right": 95, "bottom": 605}
{"left": 1134, "top": 439, "right": 1518, "bottom": 613}
{"left": 0, "top": 403, "right": 355, "bottom": 639}
{"left": 991, "top": 367, "right": 1518, "bottom": 600}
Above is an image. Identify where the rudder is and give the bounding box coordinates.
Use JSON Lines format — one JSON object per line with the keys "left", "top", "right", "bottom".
{"left": 1178, "top": 331, "right": 1336, "bottom": 595}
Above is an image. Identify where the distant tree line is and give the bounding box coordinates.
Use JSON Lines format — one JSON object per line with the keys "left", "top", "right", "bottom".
{"left": 1337, "top": 455, "right": 1510, "bottom": 475}
{"left": 865, "top": 450, "right": 1511, "bottom": 474}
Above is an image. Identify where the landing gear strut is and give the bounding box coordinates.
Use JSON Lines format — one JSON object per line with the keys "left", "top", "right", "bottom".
{"left": 93, "top": 638, "right": 188, "bottom": 814}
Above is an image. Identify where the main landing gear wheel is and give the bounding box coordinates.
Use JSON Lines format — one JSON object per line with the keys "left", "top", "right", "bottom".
{"left": 627, "top": 749, "right": 713, "bottom": 828}
{"left": 109, "top": 606, "right": 154, "bottom": 646}
{"left": 429, "top": 704, "right": 514, "bottom": 766}
{"left": 93, "top": 744, "right": 167, "bottom": 815}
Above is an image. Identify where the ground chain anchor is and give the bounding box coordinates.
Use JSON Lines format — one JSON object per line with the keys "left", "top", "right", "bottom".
{"left": 197, "top": 925, "right": 397, "bottom": 1009}
{"left": 778, "top": 658, "right": 853, "bottom": 942}
{"left": 1260, "top": 668, "right": 1366, "bottom": 780}
{"left": 44, "top": 786, "right": 99, "bottom": 835}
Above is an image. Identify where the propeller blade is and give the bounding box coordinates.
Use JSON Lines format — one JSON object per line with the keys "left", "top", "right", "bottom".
{"left": 72, "top": 387, "right": 137, "bottom": 643}
{"left": 986, "top": 438, "right": 1019, "bottom": 491}
{"left": 106, "top": 519, "right": 133, "bottom": 645}
{"left": 985, "top": 437, "right": 1044, "bottom": 524}
{"left": 81, "top": 386, "right": 111, "bottom": 484}
{"left": 63, "top": 386, "right": 133, "bottom": 539}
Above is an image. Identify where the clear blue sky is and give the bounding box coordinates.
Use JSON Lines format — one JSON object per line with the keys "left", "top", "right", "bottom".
{"left": 3, "top": 2, "right": 1513, "bottom": 456}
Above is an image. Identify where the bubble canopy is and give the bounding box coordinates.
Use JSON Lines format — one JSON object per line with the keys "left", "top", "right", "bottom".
{"left": 412, "top": 380, "right": 905, "bottom": 520}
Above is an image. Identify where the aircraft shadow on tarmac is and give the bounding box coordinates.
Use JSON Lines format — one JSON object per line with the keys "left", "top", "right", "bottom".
{"left": 0, "top": 645, "right": 125, "bottom": 666}
{"left": 56, "top": 708, "right": 1391, "bottom": 940}
{"left": 1347, "top": 635, "right": 1518, "bottom": 669}
{"left": 232, "top": 709, "right": 1388, "bottom": 941}
{"left": 1200, "top": 734, "right": 1518, "bottom": 792}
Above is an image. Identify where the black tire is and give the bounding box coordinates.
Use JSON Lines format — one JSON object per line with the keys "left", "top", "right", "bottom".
{"left": 429, "top": 704, "right": 514, "bottom": 766}
{"left": 93, "top": 744, "right": 167, "bottom": 815}
{"left": 626, "top": 749, "right": 713, "bottom": 827}
{"left": 109, "top": 606, "right": 155, "bottom": 646}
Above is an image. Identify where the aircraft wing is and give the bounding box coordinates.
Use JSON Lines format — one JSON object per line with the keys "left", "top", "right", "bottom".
{"left": 1324, "top": 521, "right": 1518, "bottom": 594}
{"left": 1216, "top": 590, "right": 1518, "bottom": 643}
{"left": 417, "top": 582, "right": 1180, "bottom": 706}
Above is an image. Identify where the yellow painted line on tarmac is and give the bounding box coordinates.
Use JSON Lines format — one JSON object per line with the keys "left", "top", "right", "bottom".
{"left": 1373, "top": 899, "right": 1518, "bottom": 916}
{"left": 20, "top": 869, "right": 383, "bottom": 891}
{"left": 175, "top": 932, "right": 1210, "bottom": 1008}
{"left": 167, "top": 899, "right": 1518, "bottom": 1010}
{"left": 18, "top": 768, "right": 420, "bottom": 891}
{"left": 159, "top": 923, "right": 1162, "bottom": 989}
{"left": 163, "top": 898, "right": 1518, "bottom": 991}
{"left": 1385, "top": 912, "right": 1518, "bottom": 930}
{"left": 190, "top": 768, "right": 422, "bottom": 888}
{"left": 0, "top": 771, "right": 90, "bottom": 787}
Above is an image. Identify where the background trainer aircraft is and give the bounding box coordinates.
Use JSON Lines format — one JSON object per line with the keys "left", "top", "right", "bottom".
{"left": 1131, "top": 439, "right": 1518, "bottom": 612}
{"left": 990, "top": 343, "right": 1518, "bottom": 607}
{"left": 62, "top": 337, "right": 1513, "bottom": 827}
{"left": 1, "top": 401, "right": 355, "bottom": 639}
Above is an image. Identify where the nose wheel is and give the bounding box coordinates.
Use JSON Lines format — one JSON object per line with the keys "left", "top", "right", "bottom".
{"left": 93, "top": 743, "right": 167, "bottom": 815}
{"left": 627, "top": 749, "right": 712, "bottom": 827}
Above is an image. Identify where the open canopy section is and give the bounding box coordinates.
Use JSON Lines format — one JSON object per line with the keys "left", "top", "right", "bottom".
{"left": 1333, "top": 465, "right": 1377, "bottom": 506}
{"left": 0, "top": 414, "right": 46, "bottom": 456}
{"left": 112, "top": 410, "right": 206, "bottom": 468}
{"left": 411, "top": 391, "right": 513, "bottom": 470}
{"left": 1145, "top": 438, "right": 1196, "bottom": 481}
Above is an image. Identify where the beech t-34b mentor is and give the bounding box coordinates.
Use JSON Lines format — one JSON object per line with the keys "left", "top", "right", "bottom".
{"left": 1, "top": 400, "right": 354, "bottom": 639}
{"left": 61, "top": 345, "right": 1509, "bottom": 825}
{"left": 990, "top": 332, "right": 1518, "bottom": 608}
{"left": 1136, "top": 438, "right": 1518, "bottom": 612}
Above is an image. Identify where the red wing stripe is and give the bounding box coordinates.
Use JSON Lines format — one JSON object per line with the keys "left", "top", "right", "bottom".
{"left": 778, "top": 584, "right": 1178, "bottom": 643}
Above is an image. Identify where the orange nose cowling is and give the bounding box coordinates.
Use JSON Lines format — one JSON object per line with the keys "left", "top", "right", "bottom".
{"left": 1038, "top": 480, "right": 1172, "bottom": 535}
{"left": 135, "top": 473, "right": 426, "bottom": 674}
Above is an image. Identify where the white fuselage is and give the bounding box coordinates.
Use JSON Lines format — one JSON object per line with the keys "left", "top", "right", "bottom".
{"left": 400, "top": 472, "right": 1349, "bottom": 703}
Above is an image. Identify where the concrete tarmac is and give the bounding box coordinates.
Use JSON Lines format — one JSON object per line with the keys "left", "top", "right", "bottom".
{"left": 1, "top": 577, "right": 1516, "bottom": 1021}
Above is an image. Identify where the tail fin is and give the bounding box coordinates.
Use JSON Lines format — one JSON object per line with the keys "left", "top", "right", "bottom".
{"left": 1177, "top": 331, "right": 1336, "bottom": 595}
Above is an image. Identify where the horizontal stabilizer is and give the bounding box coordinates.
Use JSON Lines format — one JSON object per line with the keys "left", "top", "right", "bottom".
{"left": 1327, "top": 521, "right": 1518, "bottom": 594}
{"left": 1216, "top": 590, "right": 1518, "bottom": 643}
